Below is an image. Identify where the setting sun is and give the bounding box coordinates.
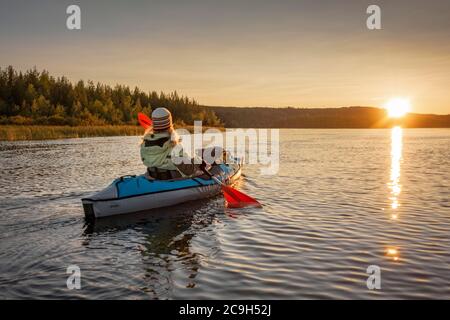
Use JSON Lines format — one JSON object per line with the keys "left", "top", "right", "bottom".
{"left": 385, "top": 98, "right": 411, "bottom": 118}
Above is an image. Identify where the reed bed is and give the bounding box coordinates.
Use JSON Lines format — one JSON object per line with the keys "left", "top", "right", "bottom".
{"left": 0, "top": 125, "right": 143, "bottom": 141}
{"left": 0, "top": 125, "right": 224, "bottom": 141}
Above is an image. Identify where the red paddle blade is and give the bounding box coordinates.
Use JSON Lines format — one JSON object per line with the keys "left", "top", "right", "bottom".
{"left": 222, "top": 185, "right": 262, "bottom": 208}
{"left": 138, "top": 112, "right": 152, "bottom": 129}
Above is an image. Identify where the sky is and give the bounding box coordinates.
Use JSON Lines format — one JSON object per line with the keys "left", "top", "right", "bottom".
{"left": 1, "top": 0, "right": 449, "bottom": 114}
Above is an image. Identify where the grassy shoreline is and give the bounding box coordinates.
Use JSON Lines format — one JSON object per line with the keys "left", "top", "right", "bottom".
{"left": 0, "top": 125, "right": 142, "bottom": 141}
{"left": 0, "top": 125, "right": 225, "bottom": 141}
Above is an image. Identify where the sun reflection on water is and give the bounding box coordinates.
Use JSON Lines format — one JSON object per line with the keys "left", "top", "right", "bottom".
{"left": 385, "top": 127, "right": 403, "bottom": 262}
{"left": 386, "top": 247, "right": 400, "bottom": 261}
{"left": 389, "top": 126, "right": 403, "bottom": 217}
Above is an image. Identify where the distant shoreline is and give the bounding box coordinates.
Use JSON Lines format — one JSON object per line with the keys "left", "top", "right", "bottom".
{"left": 210, "top": 106, "right": 450, "bottom": 129}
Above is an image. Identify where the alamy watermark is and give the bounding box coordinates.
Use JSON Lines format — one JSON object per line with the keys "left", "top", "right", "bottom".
{"left": 66, "top": 5, "right": 81, "bottom": 30}
{"left": 366, "top": 265, "right": 381, "bottom": 290}
{"left": 66, "top": 265, "right": 81, "bottom": 290}
{"left": 168, "top": 122, "right": 279, "bottom": 175}
{"left": 367, "top": 5, "right": 382, "bottom": 30}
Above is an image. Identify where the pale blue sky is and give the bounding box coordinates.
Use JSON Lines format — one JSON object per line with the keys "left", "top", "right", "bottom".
{"left": 1, "top": 0, "right": 449, "bottom": 114}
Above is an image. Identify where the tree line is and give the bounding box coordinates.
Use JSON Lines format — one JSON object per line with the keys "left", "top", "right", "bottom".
{"left": 0, "top": 66, "right": 221, "bottom": 126}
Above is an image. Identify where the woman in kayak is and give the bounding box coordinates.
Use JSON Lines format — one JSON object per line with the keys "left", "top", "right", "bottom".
{"left": 140, "top": 107, "right": 203, "bottom": 180}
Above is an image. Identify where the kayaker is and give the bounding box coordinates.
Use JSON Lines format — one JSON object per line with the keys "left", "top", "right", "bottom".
{"left": 140, "top": 107, "right": 203, "bottom": 180}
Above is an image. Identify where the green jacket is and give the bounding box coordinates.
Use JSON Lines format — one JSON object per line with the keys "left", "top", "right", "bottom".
{"left": 140, "top": 131, "right": 199, "bottom": 177}
{"left": 140, "top": 131, "right": 179, "bottom": 171}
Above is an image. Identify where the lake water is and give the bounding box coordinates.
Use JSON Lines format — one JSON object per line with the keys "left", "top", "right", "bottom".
{"left": 0, "top": 128, "right": 449, "bottom": 299}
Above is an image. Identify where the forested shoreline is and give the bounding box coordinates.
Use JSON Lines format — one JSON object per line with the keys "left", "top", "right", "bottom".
{"left": 0, "top": 66, "right": 221, "bottom": 127}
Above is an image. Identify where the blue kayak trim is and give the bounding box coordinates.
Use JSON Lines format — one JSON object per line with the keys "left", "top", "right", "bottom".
{"left": 116, "top": 163, "right": 232, "bottom": 198}
{"left": 82, "top": 163, "right": 239, "bottom": 203}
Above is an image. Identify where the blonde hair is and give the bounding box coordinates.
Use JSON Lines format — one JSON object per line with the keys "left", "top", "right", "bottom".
{"left": 143, "top": 126, "right": 179, "bottom": 145}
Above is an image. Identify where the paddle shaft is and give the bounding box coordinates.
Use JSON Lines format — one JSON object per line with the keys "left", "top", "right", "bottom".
{"left": 210, "top": 174, "right": 226, "bottom": 187}
{"left": 201, "top": 166, "right": 223, "bottom": 184}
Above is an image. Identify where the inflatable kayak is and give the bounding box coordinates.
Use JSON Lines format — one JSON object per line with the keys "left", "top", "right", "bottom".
{"left": 81, "top": 160, "right": 242, "bottom": 219}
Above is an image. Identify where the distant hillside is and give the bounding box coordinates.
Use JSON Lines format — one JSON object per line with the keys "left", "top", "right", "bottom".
{"left": 210, "top": 106, "right": 450, "bottom": 128}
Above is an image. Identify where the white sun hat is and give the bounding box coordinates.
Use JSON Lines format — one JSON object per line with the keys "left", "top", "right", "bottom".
{"left": 151, "top": 107, "right": 173, "bottom": 131}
